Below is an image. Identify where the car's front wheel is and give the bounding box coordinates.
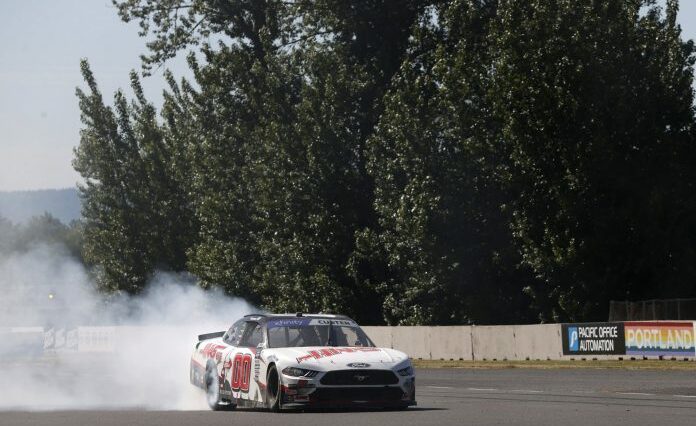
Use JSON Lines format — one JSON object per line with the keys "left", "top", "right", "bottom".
{"left": 205, "top": 364, "right": 235, "bottom": 411}
{"left": 265, "top": 365, "right": 282, "bottom": 412}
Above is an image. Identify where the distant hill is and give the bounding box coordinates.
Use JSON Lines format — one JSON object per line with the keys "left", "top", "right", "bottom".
{"left": 0, "top": 188, "right": 81, "bottom": 224}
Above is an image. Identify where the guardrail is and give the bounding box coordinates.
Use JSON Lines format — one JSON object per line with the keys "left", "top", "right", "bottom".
{"left": 3, "top": 322, "right": 695, "bottom": 361}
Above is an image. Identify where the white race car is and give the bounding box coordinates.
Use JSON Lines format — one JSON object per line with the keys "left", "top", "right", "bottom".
{"left": 190, "top": 313, "right": 416, "bottom": 411}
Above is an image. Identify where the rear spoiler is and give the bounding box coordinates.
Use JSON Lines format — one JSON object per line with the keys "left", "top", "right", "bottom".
{"left": 198, "top": 331, "right": 225, "bottom": 342}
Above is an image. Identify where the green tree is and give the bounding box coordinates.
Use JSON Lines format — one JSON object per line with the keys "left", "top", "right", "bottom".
{"left": 117, "top": 0, "right": 427, "bottom": 322}
{"left": 16, "top": 214, "right": 83, "bottom": 259}
{"left": 74, "top": 60, "right": 192, "bottom": 293}
{"left": 490, "top": 0, "right": 696, "bottom": 321}
{"left": 365, "top": 1, "right": 536, "bottom": 325}
{"left": 0, "top": 213, "right": 84, "bottom": 261}
{"left": 88, "top": 0, "right": 696, "bottom": 325}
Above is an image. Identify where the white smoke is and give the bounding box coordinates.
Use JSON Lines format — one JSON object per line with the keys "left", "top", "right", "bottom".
{"left": 0, "top": 243, "right": 258, "bottom": 411}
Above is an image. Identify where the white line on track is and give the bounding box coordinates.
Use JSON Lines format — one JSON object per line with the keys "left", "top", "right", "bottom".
{"left": 615, "top": 392, "right": 655, "bottom": 396}
{"left": 673, "top": 395, "right": 696, "bottom": 398}
{"left": 426, "top": 386, "right": 453, "bottom": 389}
{"left": 466, "top": 388, "right": 499, "bottom": 392}
{"left": 509, "top": 390, "right": 544, "bottom": 393}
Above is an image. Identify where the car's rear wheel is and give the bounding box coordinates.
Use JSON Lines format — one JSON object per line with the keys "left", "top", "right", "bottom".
{"left": 265, "top": 365, "right": 282, "bottom": 412}
{"left": 205, "top": 364, "right": 235, "bottom": 411}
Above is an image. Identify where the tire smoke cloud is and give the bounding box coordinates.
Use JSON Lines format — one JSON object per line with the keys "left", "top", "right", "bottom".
{"left": 0, "top": 243, "right": 258, "bottom": 411}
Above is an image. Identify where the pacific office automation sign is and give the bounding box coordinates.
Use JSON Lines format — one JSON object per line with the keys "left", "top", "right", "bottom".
{"left": 624, "top": 322, "right": 696, "bottom": 357}
{"left": 562, "top": 323, "right": 625, "bottom": 355}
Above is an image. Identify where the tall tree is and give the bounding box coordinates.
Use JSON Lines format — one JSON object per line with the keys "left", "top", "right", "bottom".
{"left": 74, "top": 61, "right": 191, "bottom": 293}
{"left": 490, "top": 0, "right": 696, "bottom": 321}
{"left": 116, "top": 0, "right": 427, "bottom": 322}
{"left": 365, "top": 1, "right": 537, "bottom": 325}
{"left": 78, "top": 0, "right": 696, "bottom": 324}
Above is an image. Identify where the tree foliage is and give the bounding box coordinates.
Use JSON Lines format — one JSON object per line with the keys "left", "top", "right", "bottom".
{"left": 74, "top": 61, "right": 194, "bottom": 294}
{"left": 489, "top": 0, "right": 696, "bottom": 320}
{"left": 0, "top": 213, "right": 83, "bottom": 260}
{"left": 73, "top": 0, "right": 696, "bottom": 323}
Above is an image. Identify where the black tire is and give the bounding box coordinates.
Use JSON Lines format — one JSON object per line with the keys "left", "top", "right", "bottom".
{"left": 265, "top": 365, "right": 282, "bottom": 412}
{"left": 205, "top": 365, "right": 236, "bottom": 411}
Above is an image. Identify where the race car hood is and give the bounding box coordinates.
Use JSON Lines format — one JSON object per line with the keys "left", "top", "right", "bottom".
{"left": 272, "top": 346, "right": 409, "bottom": 369}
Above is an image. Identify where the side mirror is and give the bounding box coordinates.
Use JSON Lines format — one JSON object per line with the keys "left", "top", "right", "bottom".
{"left": 256, "top": 342, "right": 265, "bottom": 353}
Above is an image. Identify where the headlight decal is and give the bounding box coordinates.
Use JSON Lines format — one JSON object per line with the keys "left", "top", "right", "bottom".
{"left": 282, "top": 366, "right": 319, "bottom": 377}
{"left": 397, "top": 366, "right": 414, "bottom": 376}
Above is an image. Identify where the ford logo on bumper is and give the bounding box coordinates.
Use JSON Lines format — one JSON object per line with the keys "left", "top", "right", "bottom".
{"left": 347, "top": 362, "right": 370, "bottom": 368}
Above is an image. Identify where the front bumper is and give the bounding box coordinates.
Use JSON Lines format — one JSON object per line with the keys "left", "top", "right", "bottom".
{"left": 280, "top": 376, "right": 417, "bottom": 409}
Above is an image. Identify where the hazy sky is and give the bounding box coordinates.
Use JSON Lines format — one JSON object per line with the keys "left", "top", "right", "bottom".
{"left": 1, "top": 1, "right": 696, "bottom": 191}
{"left": 0, "top": 0, "right": 189, "bottom": 191}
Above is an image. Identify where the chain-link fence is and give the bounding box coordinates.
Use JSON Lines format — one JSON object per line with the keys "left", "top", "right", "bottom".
{"left": 608, "top": 298, "right": 696, "bottom": 321}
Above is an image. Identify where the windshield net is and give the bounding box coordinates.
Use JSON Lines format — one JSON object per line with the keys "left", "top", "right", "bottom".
{"left": 267, "top": 318, "right": 375, "bottom": 348}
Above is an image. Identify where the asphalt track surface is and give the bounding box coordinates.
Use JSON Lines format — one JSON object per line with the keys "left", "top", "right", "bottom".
{"left": 3, "top": 368, "right": 696, "bottom": 426}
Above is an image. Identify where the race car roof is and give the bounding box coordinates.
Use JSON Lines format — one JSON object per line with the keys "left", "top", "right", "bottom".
{"left": 242, "top": 313, "right": 354, "bottom": 323}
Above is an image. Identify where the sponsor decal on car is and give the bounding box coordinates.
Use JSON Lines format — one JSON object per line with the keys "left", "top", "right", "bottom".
{"left": 267, "top": 318, "right": 312, "bottom": 328}
{"left": 201, "top": 343, "right": 227, "bottom": 359}
{"left": 309, "top": 319, "right": 358, "bottom": 327}
{"left": 296, "top": 347, "right": 382, "bottom": 363}
{"left": 231, "top": 353, "right": 253, "bottom": 392}
{"left": 254, "top": 355, "right": 261, "bottom": 381}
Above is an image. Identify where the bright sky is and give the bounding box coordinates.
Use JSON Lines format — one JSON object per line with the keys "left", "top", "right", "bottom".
{"left": 1, "top": 1, "right": 696, "bottom": 191}
{"left": 0, "top": 0, "right": 189, "bottom": 191}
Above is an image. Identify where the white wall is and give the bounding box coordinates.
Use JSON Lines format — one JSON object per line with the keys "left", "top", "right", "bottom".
{"left": 7, "top": 323, "right": 695, "bottom": 361}
{"left": 365, "top": 324, "right": 695, "bottom": 361}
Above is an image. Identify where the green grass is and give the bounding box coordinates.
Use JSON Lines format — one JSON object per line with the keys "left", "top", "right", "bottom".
{"left": 412, "top": 359, "right": 696, "bottom": 370}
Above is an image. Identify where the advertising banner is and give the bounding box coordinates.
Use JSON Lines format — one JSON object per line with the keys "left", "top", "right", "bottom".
{"left": 43, "top": 327, "right": 79, "bottom": 352}
{"left": 77, "top": 327, "right": 116, "bottom": 352}
{"left": 624, "top": 322, "right": 696, "bottom": 357}
{"left": 562, "top": 323, "right": 625, "bottom": 355}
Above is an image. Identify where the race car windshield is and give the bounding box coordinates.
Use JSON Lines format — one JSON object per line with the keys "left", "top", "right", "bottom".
{"left": 267, "top": 318, "right": 375, "bottom": 348}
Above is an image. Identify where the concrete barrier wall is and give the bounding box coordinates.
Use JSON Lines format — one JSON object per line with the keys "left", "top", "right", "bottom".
{"left": 512, "top": 324, "right": 562, "bottom": 361}
{"left": 5, "top": 323, "right": 694, "bottom": 362}
{"left": 365, "top": 325, "right": 563, "bottom": 361}
{"left": 363, "top": 326, "right": 474, "bottom": 360}
{"left": 362, "top": 326, "right": 392, "bottom": 349}
{"left": 78, "top": 326, "right": 116, "bottom": 352}
{"left": 392, "top": 326, "right": 431, "bottom": 359}
{"left": 365, "top": 324, "right": 693, "bottom": 361}
{"left": 471, "top": 326, "right": 515, "bottom": 360}
{"left": 430, "top": 326, "right": 472, "bottom": 360}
